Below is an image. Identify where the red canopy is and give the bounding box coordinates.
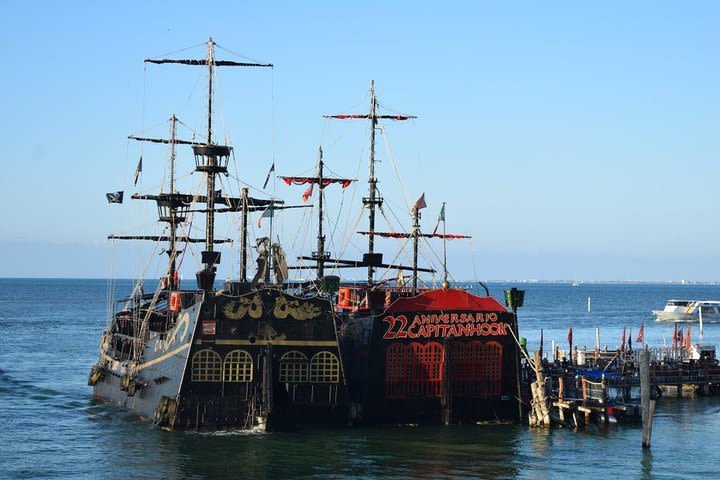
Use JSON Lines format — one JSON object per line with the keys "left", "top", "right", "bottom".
{"left": 385, "top": 288, "right": 507, "bottom": 314}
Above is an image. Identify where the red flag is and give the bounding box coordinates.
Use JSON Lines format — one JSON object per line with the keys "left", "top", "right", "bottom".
{"left": 621, "top": 326, "right": 626, "bottom": 352}
{"left": 685, "top": 325, "right": 691, "bottom": 349}
{"left": 302, "top": 183, "right": 314, "bottom": 202}
{"left": 412, "top": 193, "right": 427, "bottom": 213}
{"left": 636, "top": 323, "right": 644, "bottom": 343}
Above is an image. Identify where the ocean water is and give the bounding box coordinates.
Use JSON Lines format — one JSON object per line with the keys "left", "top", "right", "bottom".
{"left": 1, "top": 278, "right": 720, "bottom": 479}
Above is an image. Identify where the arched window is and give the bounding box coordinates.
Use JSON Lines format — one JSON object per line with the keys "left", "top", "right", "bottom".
{"left": 191, "top": 349, "right": 222, "bottom": 382}
{"left": 309, "top": 351, "right": 340, "bottom": 383}
{"left": 386, "top": 342, "right": 444, "bottom": 399}
{"left": 279, "top": 351, "right": 309, "bottom": 383}
{"left": 451, "top": 341, "right": 485, "bottom": 381}
{"left": 385, "top": 343, "right": 408, "bottom": 382}
{"left": 484, "top": 341, "right": 503, "bottom": 395}
{"left": 223, "top": 349, "right": 253, "bottom": 382}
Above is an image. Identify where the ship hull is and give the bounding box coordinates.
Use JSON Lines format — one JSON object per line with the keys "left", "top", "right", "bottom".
{"left": 92, "top": 302, "right": 202, "bottom": 423}
{"left": 340, "top": 288, "right": 522, "bottom": 425}
{"left": 91, "top": 288, "right": 349, "bottom": 430}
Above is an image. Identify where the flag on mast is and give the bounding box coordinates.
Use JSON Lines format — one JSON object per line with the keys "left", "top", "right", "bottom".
{"left": 106, "top": 191, "right": 124, "bottom": 204}
{"left": 636, "top": 323, "right": 644, "bottom": 343}
{"left": 133, "top": 156, "right": 143, "bottom": 186}
{"left": 262, "top": 162, "right": 275, "bottom": 190}
{"left": 302, "top": 183, "right": 314, "bottom": 202}
{"left": 412, "top": 193, "right": 427, "bottom": 212}
{"left": 621, "top": 326, "right": 627, "bottom": 352}
{"left": 258, "top": 202, "right": 275, "bottom": 227}
{"left": 432, "top": 203, "right": 446, "bottom": 235}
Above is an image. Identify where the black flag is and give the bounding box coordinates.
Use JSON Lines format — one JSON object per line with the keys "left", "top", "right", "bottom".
{"left": 262, "top": 162, "right": 275, "bottom": 189}
{"left": 133, "top": 156, "right": 143, "bottom": 186}
{"left": 106, "top": 191, "right": 124, "bottom": 204}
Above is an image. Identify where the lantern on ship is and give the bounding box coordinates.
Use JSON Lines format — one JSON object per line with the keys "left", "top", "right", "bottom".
{"left": 504, "top": 287, "right": 525, "bottom": 313}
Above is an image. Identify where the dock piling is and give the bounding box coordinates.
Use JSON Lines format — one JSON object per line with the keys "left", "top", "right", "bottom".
{"left": 639, "top": 348, "right": 655, "bottom": 449}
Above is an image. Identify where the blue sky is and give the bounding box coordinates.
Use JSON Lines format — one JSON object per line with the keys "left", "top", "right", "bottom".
{"left": 1, "top": 2, "right": 718, "bottom": 281}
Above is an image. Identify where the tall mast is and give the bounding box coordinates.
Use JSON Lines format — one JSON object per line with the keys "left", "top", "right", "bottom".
{"left": 323, "top": 81, "right": 415, "bottom": 285}
{"left": 367, "top": 81, "right": 379, "bottom": 284}
{"left": 168, "top": 115, "right": 178, "bottom": 290}
{"left": 442, "top": 202, "right": 448, "bottom": 287}
{"left": 317, "top": 147, "right": 326, "bottom": 278}
{"left": 205, "top": 38, "right": 216, "bottom": 257}
{"left": 412, "top": 206, "right": 420, "bottom": 290}
{"left": 144, "top": 38, "right": 273, "bottom": 287}
{"left": 241, "top": 187, "right": 249, "bottom": 282}
{"left": 279, "top": 149, "right": 354, "bottom": 279}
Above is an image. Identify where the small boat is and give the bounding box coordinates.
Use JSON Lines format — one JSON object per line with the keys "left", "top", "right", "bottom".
{"left": 652, "top": 300, "right": 720, "bottom": 322}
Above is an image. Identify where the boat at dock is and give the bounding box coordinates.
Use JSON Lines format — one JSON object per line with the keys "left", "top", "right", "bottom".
{"left": 89, "top": 39, "right": 348, "bottom": 430}
{"left": 304, "top": 82, "right": 523, "bottom": 425}
{"left": 89, "top": 40, "right": 523, "bottom": 431}
{"left": 652, "top": 299, "right": 720, "bottom": 322}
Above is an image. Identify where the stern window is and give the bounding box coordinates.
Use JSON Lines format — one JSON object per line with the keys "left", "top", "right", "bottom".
{"left": 279, "top": 351, "right": 309, "bottom": 383}
{"left": 223, "top": 349, "right": 253, "bottom": 382}
{"left": 191, "top": 349, "right": 222, "bottom": 382}
{"left": 309, "top": 351, "right": 340, "bottom": 383}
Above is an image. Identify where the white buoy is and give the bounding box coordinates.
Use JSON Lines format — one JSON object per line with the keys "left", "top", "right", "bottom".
{"left": 587, "top": 297, "right": 592, "bottom": 314}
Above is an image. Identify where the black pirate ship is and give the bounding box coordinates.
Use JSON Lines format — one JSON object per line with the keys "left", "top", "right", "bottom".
{"left": 89, "top": 40, "right": 523, "bottom": 431}
{"left": 90, "top": 39, "right": 348, "bottom": 430}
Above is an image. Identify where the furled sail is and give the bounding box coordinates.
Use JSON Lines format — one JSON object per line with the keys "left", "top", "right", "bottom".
{"left": 356, "top": 231, "right": 471, "bottom": 239}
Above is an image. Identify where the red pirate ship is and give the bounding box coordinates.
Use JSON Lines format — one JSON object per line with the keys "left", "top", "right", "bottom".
{"left": 282, "top": 81, "right": 523, "bottom": 425}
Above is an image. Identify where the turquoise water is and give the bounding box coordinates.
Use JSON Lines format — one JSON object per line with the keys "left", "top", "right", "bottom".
{"left": 1, "top": 279, "right": 719, "bottom": 479}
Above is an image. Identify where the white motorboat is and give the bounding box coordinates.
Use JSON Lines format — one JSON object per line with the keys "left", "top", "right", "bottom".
{"left": 652, "top": 300, "right": 720, "bottom": 322}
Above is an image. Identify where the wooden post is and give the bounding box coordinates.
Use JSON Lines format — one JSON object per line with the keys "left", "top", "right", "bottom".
{"left": 640, "top": 348, "right": 654, "bottom": 449}
{"left": 531, "top": 351, "right": 550, "bottom": 428}
{"left": 441, "top": 336, "right": 452, "bottom": 425}
{"left": 558, "top": 376, "right": 564, "bottom": 402}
